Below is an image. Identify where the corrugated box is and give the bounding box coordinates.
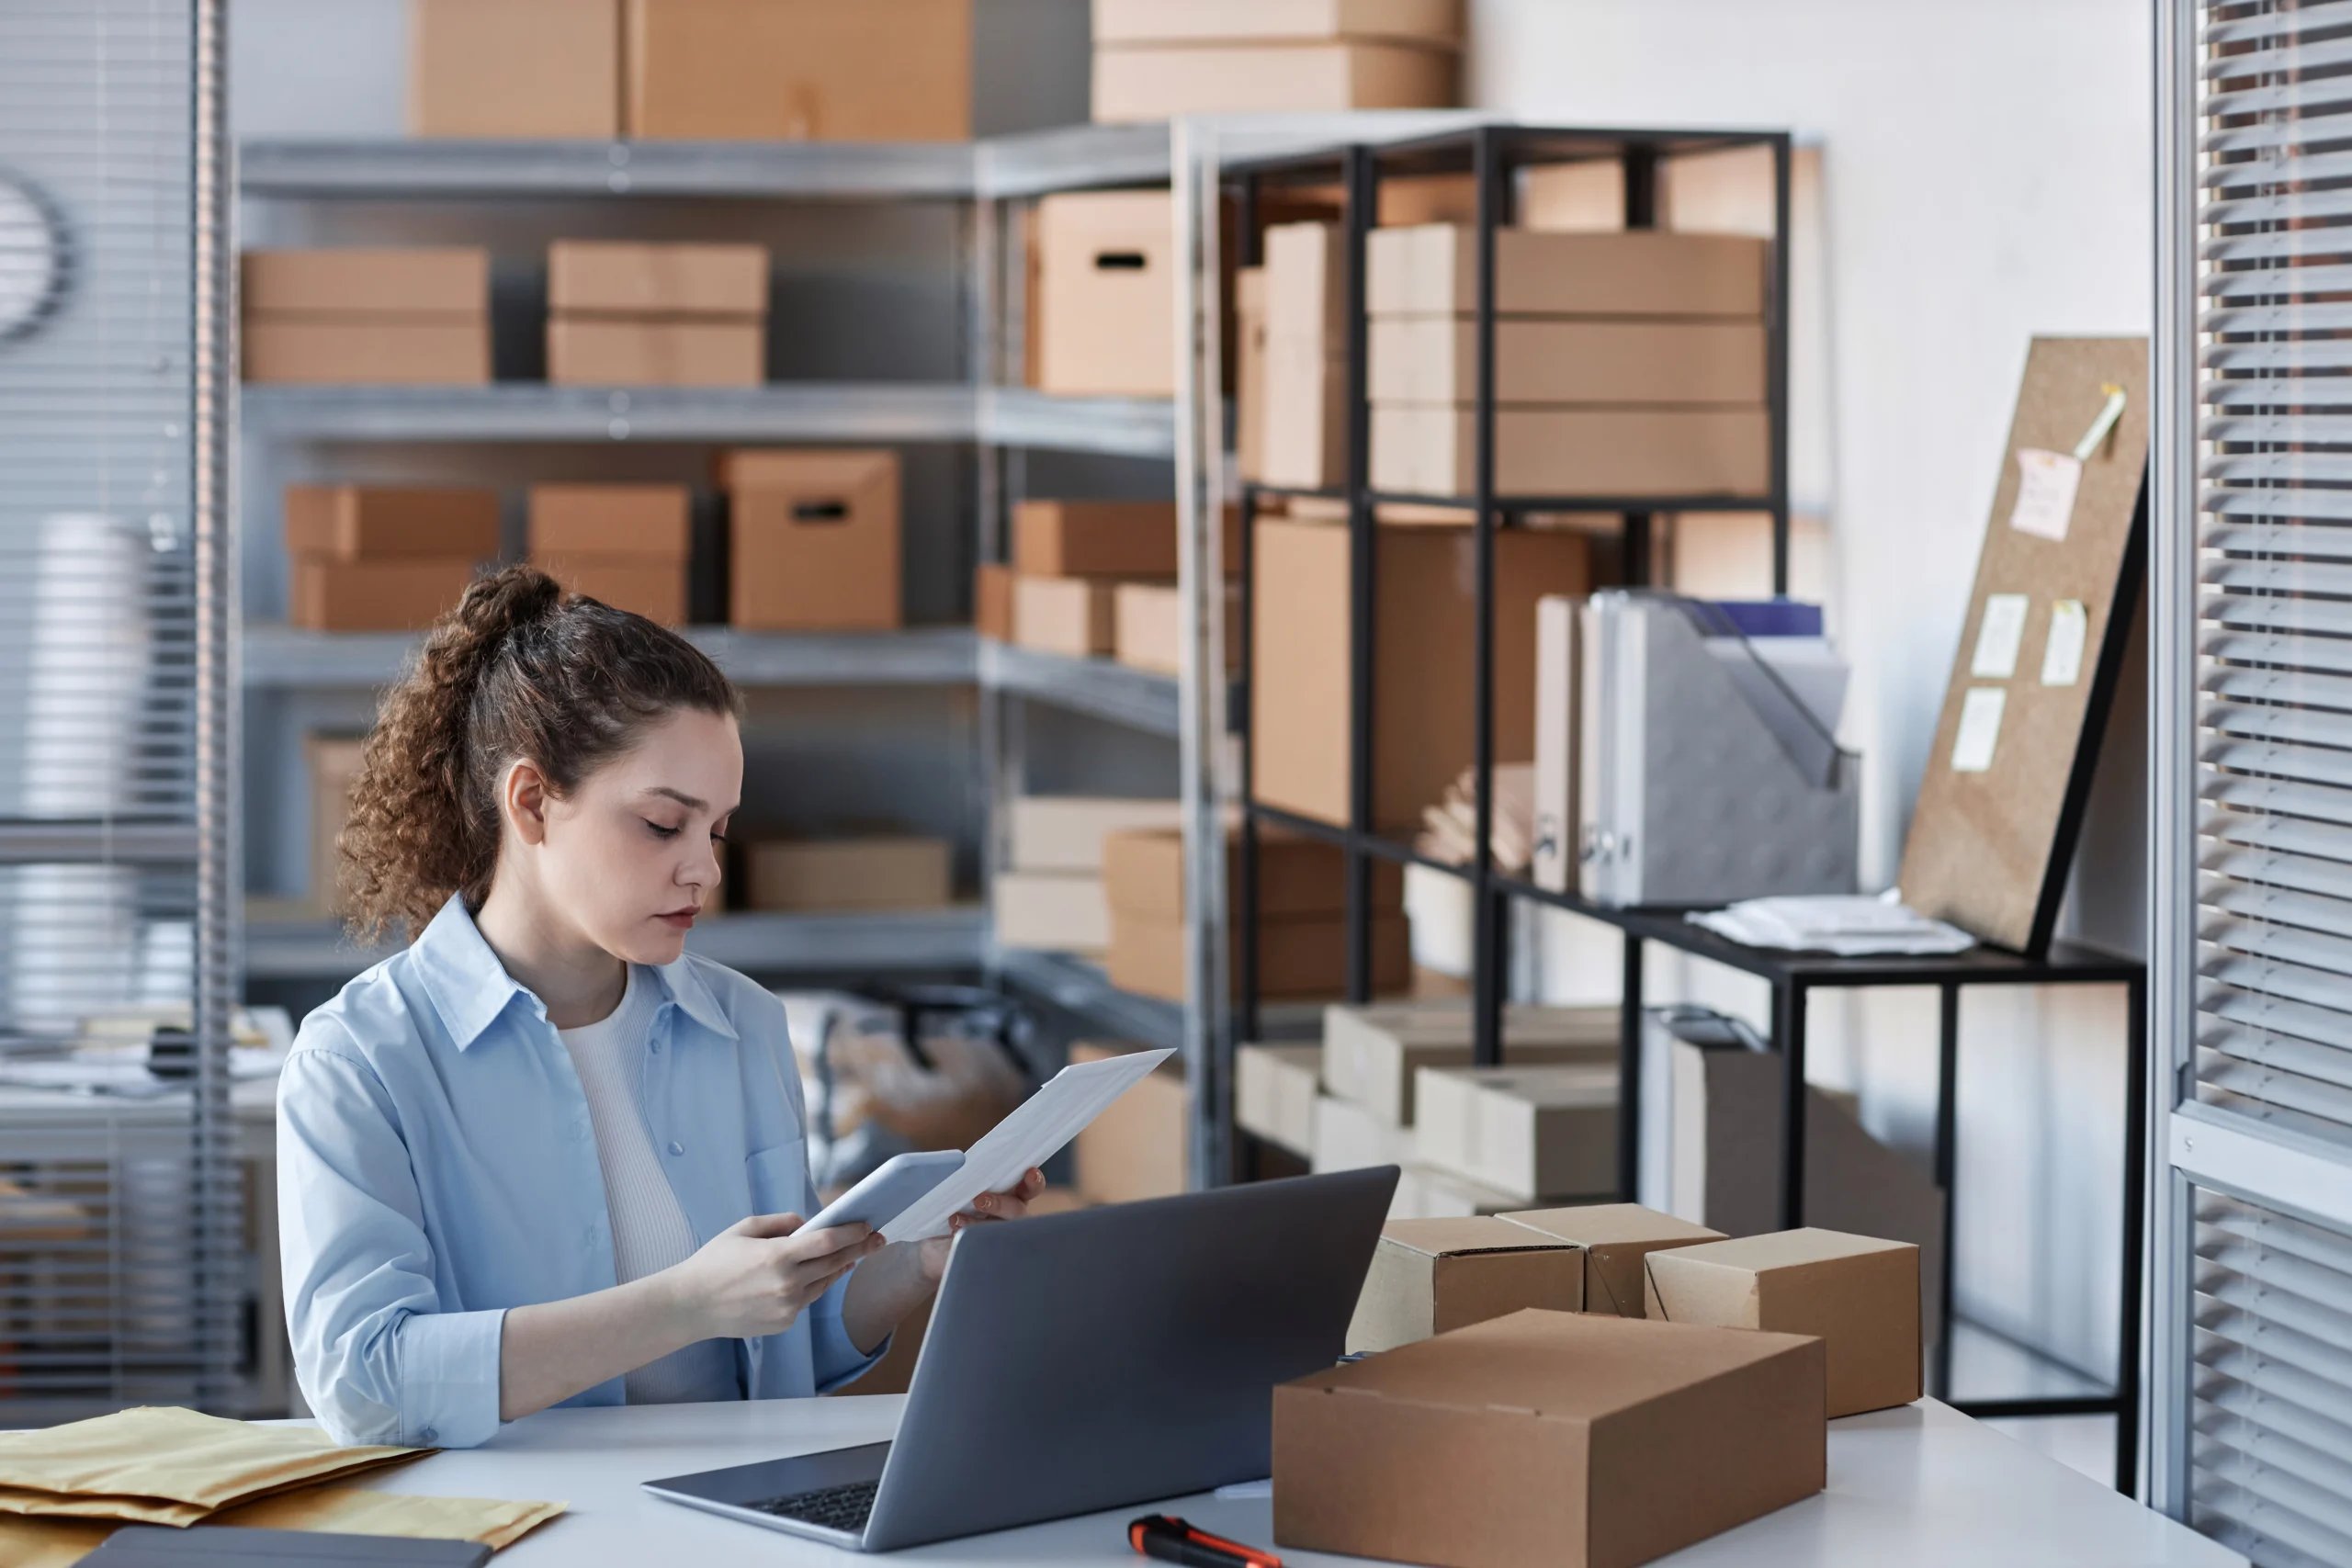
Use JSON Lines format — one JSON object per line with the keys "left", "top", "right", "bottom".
{"left": 1366, "top": 227, "right": 1769, "bottom": 318}
{"left": 1101, "top": 824, "right": 1401, "bottom": 921}
{"left": 546, "top": 317, "right": 763, "bottom": 387}
{"left": 1092, "top": 41, "right": 1454, "bottom": 122}
{"left": 1345, "top": 1215, "right": 1583, "bottom": 1355}
{"left": 991, "top": 871, "right": 1109, "bottom": 953}
{"left": 1012, "top": 500, "right": 1178, "bottom": 578}
{"left": 1413, "top": 1065, "right": 1617, "bottom": 1202}
{"left": 290, "top": 558, "right": 477, "bottom": 633}
{"left": 1370, "top": 403, "right": 1772, "bottom": 498}
{"left": 1109, "top": 909, "right": 1408, "bottom": 1002}
{"left": 1012, "top": 575, "right": 1125, "bottom": 658}
{"left": 1322, "top": 1000, "right": 1617, "bottom": 1125}
{"left": 723, "top": 448, "right": 901, "bottom": 631}
{"left": 1645, "top": 1228, "right": 1921, "bottom": 1418}
{"left": 548, "top": 241, "right": 768, "bottom": 317}
{"left": 1263, "top": 337, "right": 1350, "bottom": 491}
{"left": 743, "top": 837, "right": 950, "bottom": 911}
{"left": 1369, "top": 316, "right": 1768, "bottom": 405}
{"left": 284, "top": 485, "right": 500, "bottom": 562}
{"left": 1113, "top": 581, "right": 1238, "bottom": 676}
{"left": 243, "top": 320, "right": 491, "bottom": 386}
{"left": 1235, "top": 1043, "right": 1320, "bottom": 1155}
{"left": 411, "top": 0, "right": 620, "bottom": 139}
{"left": 1311, "top": 1092, "right": 1410, "bottom": 1175}
{"left": 1273, "top": 1310, "right": 1826, "bottom": 1568}
{"left": 534, "top": 555, "right": 689, "bottom": 625}
{"left": 1070, "top": 1043, "right": 1188, "bottom": 1204}
{"left": 1092, "top": 0, "right": 1463, "bottom": 46}
{"left": 526, "top": 484, "right": 691, "bottom": 559}
{"left": 627, "top": 0, "right": 973, "bottom": 141}
{"left": 241, "top": 249, "right": 489, "bottom": 316}
{"left": 1264, "top": 221, "right": 1349, "bottom": 351}
{"left": 974, "top": 561, "right": 1014, "bottom": 641}
{"left": 1252, "top": 514, "right": 1590, "bottom": 830}
{"left": 1007, "top": 796, "right": 1184, "bottom": 874}
{"left": 305, "top": 736, "right": 367, "bottom": 915}
{"left": 1034, "top": 191, "right": 1175, "bottom": 396}
{"left": 1236, "top": 267, "right": 1269, "bottom": 481}
{"left": 1498, "top": 1202, "right": 1725, "bottom": 1319}
{"left": 1389, "top": 1163, "right": 1526, "bottom": 1220}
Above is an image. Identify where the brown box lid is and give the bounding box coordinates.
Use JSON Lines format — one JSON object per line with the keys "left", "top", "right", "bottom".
{"left": 284, "top": 485, "right": 501, "bottom": 563}
{"left": 1346, "top": 1216, "right": 1585, "bottom": 1353}
{"left": 548, "top": 240, "right": 769, "bottom": 318}
{"left": 526, "top": 484, "right": 691, "bottom": 558}
{"left": 1499, "top": 1203, "right": 1726, "bottom": 1319}
{"left": 242, "top": 249, "right": 489, "bottom": 317}
{"left": 1100, "top": 824, "right": 1403, "bottom": 920}
{"left": 720, "top": 447, "right": 899, "bottom": 494}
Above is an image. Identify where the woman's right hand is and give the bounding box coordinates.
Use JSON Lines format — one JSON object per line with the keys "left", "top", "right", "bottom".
{"left": 662, "top": 1213, "right": 886, "bottom": 1342}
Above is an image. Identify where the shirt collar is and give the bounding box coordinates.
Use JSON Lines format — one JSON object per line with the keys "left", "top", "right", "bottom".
{"left": 411, "top": 894, "right": 739, "bottom": 1049}
{"left": 644, "top": 952, "right": 739, "bottom": 1042}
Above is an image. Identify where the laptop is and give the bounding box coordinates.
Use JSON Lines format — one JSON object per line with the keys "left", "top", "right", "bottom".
{"left": 642, "top": 1167, "right": 1397, "bottom": 1551}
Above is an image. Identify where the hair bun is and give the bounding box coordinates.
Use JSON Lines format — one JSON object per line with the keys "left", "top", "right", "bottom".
{"left": 456, "top": 563, "right": 565, "bottom": 642}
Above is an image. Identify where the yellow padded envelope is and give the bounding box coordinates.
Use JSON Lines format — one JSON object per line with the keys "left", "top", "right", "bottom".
{"left": 0, "top": 1485, "right": 565, "bottom": 1564}
{"left": 0, "top": 1406, "right": 418, "bottom": 1510}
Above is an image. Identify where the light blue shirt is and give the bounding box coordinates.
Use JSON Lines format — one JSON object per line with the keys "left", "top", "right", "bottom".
{"left": 277, "top": 897, "right": 880, "bottom": 1449}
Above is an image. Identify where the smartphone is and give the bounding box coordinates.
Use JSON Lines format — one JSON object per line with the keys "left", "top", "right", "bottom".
{"left": 805, "top": 1150, "right": 967, "bottom": 1235}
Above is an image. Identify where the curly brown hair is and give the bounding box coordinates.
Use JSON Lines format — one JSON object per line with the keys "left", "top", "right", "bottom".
{"left": 338, "top": 563, "right": 740, "bottom": 943}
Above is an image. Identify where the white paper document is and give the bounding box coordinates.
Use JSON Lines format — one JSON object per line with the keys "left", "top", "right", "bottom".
{"left": 881, "top": 1046, "right": 1177, "bottom": 1243}
{"left": 2008, "top": 448, "right": 2082, "bottom": 542}
{"left": 2041, "top": 599, "right": 2088, "bottom": 686}
{"left": 1970, "top": 593, "right": 2030, "bottom": 679}
{"left": 1951, "top": 686, "right": 2007, "bottom": 773}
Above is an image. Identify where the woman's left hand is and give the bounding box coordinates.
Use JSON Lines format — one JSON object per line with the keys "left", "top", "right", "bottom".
{"left": 914, "top": 1167, "right": 1046, "bottom": 1287}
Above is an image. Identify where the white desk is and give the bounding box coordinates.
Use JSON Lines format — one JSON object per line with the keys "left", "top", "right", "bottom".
{"left": 333, "top": 1396, "right": 2244, "bottom": 1568}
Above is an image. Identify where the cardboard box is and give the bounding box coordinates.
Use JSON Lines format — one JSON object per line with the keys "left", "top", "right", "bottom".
{"left": 1311, "top": 1092, "right": 1411, "bottom": 1176}
{"left": 1012, "top": 500, "right": 1175, "bottom": 579}
{"left": 306, "top": 736, "right": 366, "bottom": 915}
{"left": 1322, "top": 1000, "right": 1617, "bottom": 1125}
{"left": 243, "top": 320, "right": 491, "bottom": 386}
{"left": 1092, "top": 41, "right": 1455, "bottom": 121}
{"left": 1092, "top": 0, "right": 1463, "bottom": 46}
{"left": 1369, "top": 317, "right": 1768, "bottom": 406}
{"left": 546, "top": 317, "right": 763, "bottom": 387}
{"left": 1645, "top": 1228, "right": 1921, "bottom": 1418}
{"left": 974, "top": 561, "right": 1014, "bottom": 641}
{"left": 534, "top": 554, "right": 690, "bottom": 625}
{"left": 1389, "top": 1163, "right": 1527, "bottom": 1220}
{"left": 1070, "top": 1043, "right": 1188, "bottom": 1204}
{"left": 1252, "top": 515, "right": 1590, "bottom": 830}
{"left": 1273, "top": 1310, "right": 1826, "bottom": 1568}
{"left": 1235, "top": 1043, "right": 1320, "bottom": 1155}
{"left": 1012, "top": 575, "right": 1125, "bottom": 658}
{"left": 241, "top": 249, "right": 490, "bottom": 316}
{"left": 1008, "top": 795, "right": 1184, "bottom": 874}
{"left": 627, "top": 0, "right": 972, "bottom": 141}
{"left": 1113, "top": 581, "right": 1238, "bottom": 676}
{"left": 284, "top": 485, "right": 500, "bottom": 562}
{"left": 411, "top": 0, "right": 620, "bottom": 139}
{"left": 1346, "top": 1215, "right": 1584, "bottom": 1354}
{"left": 1371, "top": 403, "right": 1772, "bottom": 498}
{"left": 548, "top": 241, "right": 768, "bottom": 317}
{"left": 1262, "top": 336, "right": 1350, "bottom": 491}
{"left": 290, "top": 558, "right": 477, "bottom": 633}
{"left": 1034, "top": 191, "right": 1175, "bottom": 396}
{"left": 744, "top": 837, "right": 950, "bottom": 912}
{"left": 1413, "top": 1065, "right": 1617, "bottom": 1202}
{"left": 991, "top": 871, "right": 1109, "bottom": 953}
{"left": 526, "top": 484, "right": 691, "bottom": 559}
{"left": 1498, "top": 1202, "right": 1725, "bottom": 1318}
{"left": 1236, "top": 267, "right": 1269, "bottom": 482}
{"left": 1265, "top": 221, "right": 1348, "bottom": 353}
{"left": 1367, "top": 227, "right": 1769, "bottom": 318}
{"left": 1102, "top": 824, "right": 1403, "bottom": 921}
{"left": 724, "top": 449, "right": 901, "bottom": 631}
{"left": 1109, "top": 909, "right": 1408, "bottom": 1003}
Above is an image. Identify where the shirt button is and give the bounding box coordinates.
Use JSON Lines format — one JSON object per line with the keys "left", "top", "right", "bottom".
{"left": 420, "top": 1427, "right": 437, "bottom": 1444}
{"left": 666, "top": 1140, "right": 684, "bottom": 1156}
{"left": 649, "top": 1039, "right": 663, "bottom": 1055}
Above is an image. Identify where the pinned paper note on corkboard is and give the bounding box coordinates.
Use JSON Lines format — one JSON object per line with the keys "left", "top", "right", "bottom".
{"left": 1897, "top": 336, "right": 2148, "bottom": 954}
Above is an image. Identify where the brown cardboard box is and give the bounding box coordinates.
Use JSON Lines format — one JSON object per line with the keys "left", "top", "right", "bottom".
{"left": 290, "top": 558, "right": 477, "bottom": 633}
{"left": 1370, "top": 403, "right": 1772, "bottom": 498}
{"left": 1092, "top": 0, "right": 1463, "bottom": 46}
{"left": 527, "top": 484, "right": 691, "bottom": 558}
{"left": 1262, "top": 336, "right": 1350, "bottom": 491}
{"left": 305, "top": 736, "right": 367, "bottom": 915}
{"left": 1113, "top": 581, "right": 1238, "bottom": 676}
{"left": 1012, "top": 501, "right": 1176, "bottom": 579}
{"left": 1367, "top": 227, "right": 1769, "bottom": 318}
{"left": 1235, "top": 1043, "right": 1320, "bottom": 1155}
{"left": 284, "top": 486, "right": 500, "bottom": 562}
{"left": 991, "top": 871, "right": 1109, "bottom": 953}
{"left": 743, "top": 837, "right": 951, "bottom": 912}
{"left": 1252, "top": 515, "right": 1590, "bottom": 830}
{"left": 1645, "top": 1228, "right": 1921, "bottom": 1418}
{"left": 1369, "top": 316, "right": 1769, "bottom": 406}
{"left": 1236, "top": 266, "right": 1270, "bottom": 481}
{"left": 1272, "top": 1310, "right": 1826, "bottom": 1568}
{"left": 1499, "top": 1203, "right": 1726, "bottom": 1318}
{"left": 1070, "top": 1043, "right": 1188, "bottom": 1203}
{"left": 547, "top": 317, "right": 763, "bottom": 388}
{"left": 1390, "top": 1163, "right": 1528, "bottom": 1220}
{"left": 724, "top": 449, "right": 901, "bottom": 631}
{"left": 1101, "top": 824, "right": 1403, "bottom": 921}
{"left": 627, "top": 0, "right": 972, "bottom": 141}
{"left": 1413, "top": 1065, "right": 1618, "bottom": 1202}
{"left": 1034, "top": 191, "right": 1175, "bottom": 396}
{"left": 1265, "top": 221, "right": 1348, "bottom": 351}
{"left": 242, "top": 249, "right": 490, "bottom": 316}
{"left": 974, "top": 562, "right": 1014, "bottom": 641}
{"left": 1322, "top": 1000, "right": 1617, "bottom": 1125}
{"left": 1012, "top": 575, "right": 1126, "bottom": 658}
{"left": 1007, "top": 795, "right": 1184, "bottom": 873}
{"left": 1092, "top": 41, "right": 1455, "bottom": 121}
{"left": 548, "top": 241, "right": 768, "bottom": 317}
{"left": 411, "top": 0, "right": 620, "bottom": 139}
{"left": 1346, "top": 1216, "right": 1584, "bottom": 1354}
{"left": 1109, "top": 909, "right": 1408, "bottom": 1002}
{"left": 1311, "top": 1090, "right": 1412, "bottom": 1174}
{"left": 535, "top": 554, "right": 690, "bottom": 625}
{"left": 243, "top": 320, "right": 491, "bottom": 386}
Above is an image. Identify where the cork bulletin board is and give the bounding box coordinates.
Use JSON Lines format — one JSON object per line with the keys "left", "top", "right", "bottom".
{"left": 1898, "top": 336, "right": 2149, "bottom": 954}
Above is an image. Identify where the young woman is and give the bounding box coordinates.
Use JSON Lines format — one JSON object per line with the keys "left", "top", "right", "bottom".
{"left": 278, "top": 565, "right": 1041, "bottom": 1449}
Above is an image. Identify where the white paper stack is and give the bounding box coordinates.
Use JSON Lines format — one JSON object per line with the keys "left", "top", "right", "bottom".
{"left": 1689, "top": 895, "right": 1974, "bottom": 956}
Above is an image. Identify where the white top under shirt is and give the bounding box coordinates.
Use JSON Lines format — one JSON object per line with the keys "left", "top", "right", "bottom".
{"left": 559, "top": 966, "right": 741, "bottom": 1404}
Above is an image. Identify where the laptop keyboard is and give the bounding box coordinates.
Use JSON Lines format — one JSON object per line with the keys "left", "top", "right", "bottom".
{"left": 745, "top": 1480, "right": 878, "bottom": 1534}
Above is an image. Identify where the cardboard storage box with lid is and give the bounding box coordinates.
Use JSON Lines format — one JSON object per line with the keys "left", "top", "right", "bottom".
{"left": 1413, "top": 1064, "right": 1619, "bottom": 1203}
{"left": 528, "top": 483, "right": 693, "bottom": 626}
{"left": 742, "top": 837, "right": 950, "bottom": 912}
{"left": 242, "top": 250, "right": 490, "bottom": 385}
{"left": 1645, "top": 1227, "right": 1921, "bottom": 1418}
{"left": 412, "top": 0, "right": 620, "bottom": 139}
{"left": 1500, "top": 1202, "right": 1726, "bottom": 1319}
{"left": 1033, "top": 191, "right": 1176, "bottom": 397}
{"left": 1274, "top": 1309, "right": 1826, "bottom": 1568}
{"left": 628, "top": 0, "right": 976, "bottom": 142}
{"left": 995, "top": 796, "right": 1182, "bottom": 957}
{"left": 1091, "top": 0, "right": 1460, "bottom": 122}
{"left": 1069, "top": 1043, "right": 1188, "bottom": 1204}
{"left": 723, "top": 448, "right": 901, "bottom": 631}
{"left": 1322, "top": 999, "right": 1617, "bottom": 1125}
{"left": 547, "top": 240, "right": 767, "bottom": 389}
{"left": 282, "top": 484, "right": 498, "bottom": 633}
{"left": 1346, "top": 1215, "right": 1585, "bottom": 1354}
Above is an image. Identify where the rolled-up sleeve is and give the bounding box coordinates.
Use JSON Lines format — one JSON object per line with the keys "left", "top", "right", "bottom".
{"left": 278, "top": 1044, "right": 505, "bottom": 1449}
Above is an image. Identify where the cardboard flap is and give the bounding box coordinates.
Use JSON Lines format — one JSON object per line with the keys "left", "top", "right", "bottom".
{"left": 1643, "top": 1250, "right": 1766, "bottom": 1328}
{"left": 1382, "top": 1215, "right": 1570, "bottom": 1260}
{"left": 1498, "top": 1201, "right": 1723, "bottom": 1249}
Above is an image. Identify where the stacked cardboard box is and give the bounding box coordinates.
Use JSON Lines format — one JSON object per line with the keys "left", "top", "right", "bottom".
{"left": 1102, "top": 825, "right": 1407, "bottom": 1002}
{"left": 973, "top": 562, "right": 1015, "bottom": 641}
{"left": 742, "top": 837, "right": 950, "bottom": 912}
{"left": 243, "top": 251, "right": 490, "bottom": 385}
{"left": 1414, "top": 1063, "right": 1618, "bottom": 1203}
{"left": 1033, "top": 193, "right": 1175, "bottom": 397}
{"left": 1235, "top": 1043, "right": 1321, "bottom": 1156}
{"left": 1261, "top": 223, "right": 1348, "bottom": 490}
{"left": 722, "top": 449, "right": 901, "bottom": 631}
{"left": 528, "top": 483, "right": 691, "bottom": 626}
{"left": 1366, "top": 225, "right": 1771, "bottom": 497}
{"left": 305, "top": 735, "right": 367, "bottom": 915}
{"left": 1008, "top": 500, "right": 1171, "bottom": 659}
{"left": 994, "top": 795, "right": 1184, "bottom": 954}
{"left": 1070, "top": 1043, "right": 1188, "bottom": 1203}
{"left": 548, "top": 241, "right": 766, "bottom": 388}
{"left": 627, "top": 0, "right": 974, "bottom": 141}
{"left": 411, "top": 0, "right": 620, "bottom": 138}
{"left": 1091, "top": 0, "right": 1461, "bottom": 121}
{"left": 1498, "top": 1203, "right": 1727, "bottom": 1318}
{"left": 1344, "top": 1215, "right": 1585, "bottom": 1354}
{"left": 283, "top": 485, "right": 497, "bottom": 632}
{"left": 1235, "top": 267, "right": 1270, "bottom": 481}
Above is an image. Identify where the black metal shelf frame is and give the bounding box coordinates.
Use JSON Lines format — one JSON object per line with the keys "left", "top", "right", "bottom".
{"left": 1218, "top": 122, "right": 2145, "bottom": 1494}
